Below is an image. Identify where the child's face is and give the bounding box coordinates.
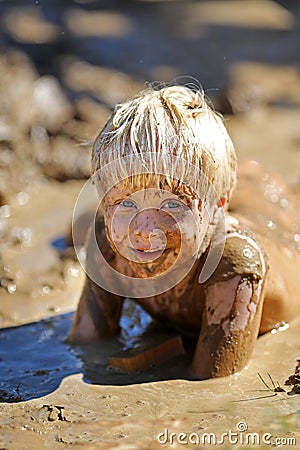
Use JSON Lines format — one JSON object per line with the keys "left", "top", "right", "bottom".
{"left": 101, "top": 179, "right": 212, "bottom": 277}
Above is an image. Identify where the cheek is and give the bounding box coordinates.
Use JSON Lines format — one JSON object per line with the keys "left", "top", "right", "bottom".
{"left": 179, "top": 218, "right": 196, "bottom": 240}
{"left": 163, "top": 215, "right": 196, "bottom": 257}
{"left": 175, "top": 208, "right": 211, "bottom": 253}
{"left": 104, "top": 210, "right": 131, "bottom": 244}
{"left": 111, "top": 215, "right": 131, "bottom": 243}
{"left": 176, "top": 211, "right": 199, "bottom": 243}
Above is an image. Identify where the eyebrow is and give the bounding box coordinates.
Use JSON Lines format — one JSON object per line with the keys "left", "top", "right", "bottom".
{"left": 108, "top": 195, "right": 130, "bottom": 205}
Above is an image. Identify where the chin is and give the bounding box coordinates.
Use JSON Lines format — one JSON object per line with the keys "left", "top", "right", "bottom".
{"left": 129, "top": 259, "right": 165, "bottom": 278}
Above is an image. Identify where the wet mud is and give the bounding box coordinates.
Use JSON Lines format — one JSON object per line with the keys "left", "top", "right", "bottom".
{"left": 0, "top": 0, "right": 300, "bottom": 448}
{"left": 0, "top": 300, "right": 196, "bottom": 402}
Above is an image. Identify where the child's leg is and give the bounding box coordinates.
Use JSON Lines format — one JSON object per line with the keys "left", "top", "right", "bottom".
{"left": 230, "top": 160, "right": 300, "bottom": 332}
{"left": 260, "top": 240, "right": 300, "bottom": 333}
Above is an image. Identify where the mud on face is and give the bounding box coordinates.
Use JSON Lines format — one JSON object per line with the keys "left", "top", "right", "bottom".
{"left": 100, "top": 177, "right": 210, "bottom": 279}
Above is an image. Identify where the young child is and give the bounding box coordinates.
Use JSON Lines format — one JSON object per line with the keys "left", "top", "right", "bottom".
{"left": 69, "top": 85, "right": 300, "bottom": 379}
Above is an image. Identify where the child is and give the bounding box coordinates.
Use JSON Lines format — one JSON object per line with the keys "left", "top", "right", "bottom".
{"left": 69, "top": 85, "right": 300, "bottom": 379}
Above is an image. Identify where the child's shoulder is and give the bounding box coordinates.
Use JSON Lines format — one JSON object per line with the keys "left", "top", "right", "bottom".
{"left": 206, "top": 216, "right": 269, "bottom": 287}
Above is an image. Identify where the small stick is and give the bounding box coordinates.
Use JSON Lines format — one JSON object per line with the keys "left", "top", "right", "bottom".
{"left": 109, "top": 334, "right": 185, "bottom": 373}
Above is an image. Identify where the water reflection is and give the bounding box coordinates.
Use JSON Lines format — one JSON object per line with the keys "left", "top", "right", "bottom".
{"left": 0, "top": 299, "right": 194, "bottom": 402}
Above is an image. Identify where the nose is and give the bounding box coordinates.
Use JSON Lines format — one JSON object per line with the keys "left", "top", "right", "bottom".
{"left": 129, "top": 208, "right": 175, "bottom": 251}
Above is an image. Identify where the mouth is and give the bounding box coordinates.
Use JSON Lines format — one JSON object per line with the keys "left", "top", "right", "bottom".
{"left": 133, "top": 248, "right": 165, "bottom": 262}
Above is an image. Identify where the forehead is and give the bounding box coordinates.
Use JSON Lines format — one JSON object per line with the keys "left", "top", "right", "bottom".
{"left": 104, "top": 181, "right": 172, "bottom": 201}
{"left": 103, "top": 176, "right": 197, "bottom": 202}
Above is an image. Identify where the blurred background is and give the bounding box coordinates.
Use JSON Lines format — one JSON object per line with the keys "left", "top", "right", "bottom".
{"left": 0, "top": 0, "right": 300, "bottom": 402}
{"left": 1, "top": 0, "right": 300, "bottom": 199}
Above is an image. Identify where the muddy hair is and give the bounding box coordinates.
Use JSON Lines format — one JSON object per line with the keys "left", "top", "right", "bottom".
{"left": 92, "top": 84, "right": 237, "bottom": 207}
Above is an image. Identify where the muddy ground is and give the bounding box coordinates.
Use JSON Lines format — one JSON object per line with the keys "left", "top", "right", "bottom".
{"left": 0, "top": 0, "right": 300, "bottom": 448}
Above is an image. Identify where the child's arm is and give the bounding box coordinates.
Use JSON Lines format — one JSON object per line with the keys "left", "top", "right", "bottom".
{"left": 69, "top": 216, "right": 124, "bottom": 344}
{"left": 191, "top": 231, "right": 268, "bottom": 379}
{"left": 69, "top": 276, "right": 123, "bottom": 343}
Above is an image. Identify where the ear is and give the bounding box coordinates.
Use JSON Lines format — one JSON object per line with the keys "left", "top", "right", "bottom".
{"left": 217, "top": 196, "right": 227, "bottom": 208}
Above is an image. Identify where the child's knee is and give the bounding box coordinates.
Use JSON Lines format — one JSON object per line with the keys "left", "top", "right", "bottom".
{"left": 260, "top": 276, "right": 289, "bottom": 334}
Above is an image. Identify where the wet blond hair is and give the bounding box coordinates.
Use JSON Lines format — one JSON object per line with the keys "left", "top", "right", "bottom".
{"left": 92, "top": 85, "right": 237, "bottom": 206}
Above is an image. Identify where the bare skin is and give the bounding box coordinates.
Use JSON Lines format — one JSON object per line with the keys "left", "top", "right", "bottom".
{"left": 69, "top": 162, "right": 300, "bottom": 379}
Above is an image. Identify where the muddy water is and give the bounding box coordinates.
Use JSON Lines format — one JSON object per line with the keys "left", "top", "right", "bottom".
{"left": 0, "top": 300, "right": 196, "bottom": 403}
{"left": 0, "top": 0, "right": 300, "bottom": 448}
{"left": 1, "top": 316, "right": 300, "bottom": 448}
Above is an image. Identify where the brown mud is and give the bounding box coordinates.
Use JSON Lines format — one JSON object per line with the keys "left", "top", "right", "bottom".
{"left": 0, "top": 0, "right": 300, "bottom": 448}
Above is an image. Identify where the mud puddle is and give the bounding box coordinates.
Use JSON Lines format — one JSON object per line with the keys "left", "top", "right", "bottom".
{"left": 0, "top": 1, "right": 300, "bottom": 447}
{"left": 0, "top": 300, "right": 197, "bottom": 403}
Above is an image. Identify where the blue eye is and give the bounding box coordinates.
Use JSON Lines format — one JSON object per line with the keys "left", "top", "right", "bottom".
{"left": 121, "top": 199, "right": 136, "bottom": 208}
{"left": 162, "top": 200, "right": 183, "bottom": 209}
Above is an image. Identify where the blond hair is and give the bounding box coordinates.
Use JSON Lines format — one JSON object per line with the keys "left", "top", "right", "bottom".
{"left": 92, "top": 85, "right": 236, "bottom": 206}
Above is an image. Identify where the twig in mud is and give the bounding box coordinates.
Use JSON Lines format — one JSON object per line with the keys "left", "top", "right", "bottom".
{"left": 234, "top": 362, "right": 300, "bottom": 402}
{"left": 258, "top": 372, "right": 286, "bottom": 393}
{"left": 232, "top": 372, "right": 286, "bottom": 402}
